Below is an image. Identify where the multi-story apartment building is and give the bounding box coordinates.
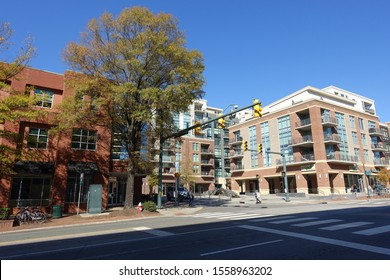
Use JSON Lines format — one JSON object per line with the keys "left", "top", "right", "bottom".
{"left": 229, "top": 86, "right": 390, "bottom": 195}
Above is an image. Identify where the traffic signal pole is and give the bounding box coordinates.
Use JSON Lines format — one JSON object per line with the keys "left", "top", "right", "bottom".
{"left": 157, "top": 101, "right": 261, "bottom": 209}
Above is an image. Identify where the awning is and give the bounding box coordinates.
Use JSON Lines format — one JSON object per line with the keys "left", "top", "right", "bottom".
{"left": 67, "top": 162, "right": 98, "bottom": 174}
{"left": 13, "top": 161, "right": 54, "bottom": 174}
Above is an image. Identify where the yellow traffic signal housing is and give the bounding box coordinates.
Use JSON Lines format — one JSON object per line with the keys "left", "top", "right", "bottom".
{"left": 258, "top": 143, "right": 263, "bottom": 154}
{"left": 243, "top": 140, "right": 248, "bottom": 151}
{"left": 194, "top": 121, "right": 202, "bottom": 135}
{"left": 217, "top": 113, "right": 226, "bottom": 129}
{"left": 253, "top": 99, "right": 262, "bottom": 118}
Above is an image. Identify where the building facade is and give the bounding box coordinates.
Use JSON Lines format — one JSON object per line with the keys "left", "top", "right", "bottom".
{"left": 229, "top": 86, "right": 390, "bottom": 195}
{"left": 2, "top": 65, "right": 389, "bottom": 214}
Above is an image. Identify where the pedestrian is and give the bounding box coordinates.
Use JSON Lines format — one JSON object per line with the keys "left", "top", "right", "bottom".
{"left": 255, "top": 191, "right": 261, "bottom": 204}
{"left": 188, "top": 188, "right": 194, "bottom": 206}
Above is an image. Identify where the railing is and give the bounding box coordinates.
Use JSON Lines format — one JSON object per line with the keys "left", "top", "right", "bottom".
{"left": 321, "top": 116, "right": 338, "bottom": 125}
{"left": 276, "top": 154, "right": 315, "bottom": 165}
{"left": 289, "top": 135, "right": 313, "bottom": 145}
{"left": 230, "top": 136, "right": 243, "bottom": 143}
{"left": 323, "top": 134, "right": 342, "bottom": 142}
{"left": 295, "top": 118, "right": 311, "bottom": 128}
{"left": 231, "top": 164, "right": 244, "bottom": 171}
{"left": 369, "top": 128, "right": 384, "bottom": 135}
{"left": 326, "top": 152, "right": 358, "bottom": 162}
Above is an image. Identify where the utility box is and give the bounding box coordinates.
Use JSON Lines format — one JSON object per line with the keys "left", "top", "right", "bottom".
{"left": 87, "top": 184, "right": 102, "bottom": 214}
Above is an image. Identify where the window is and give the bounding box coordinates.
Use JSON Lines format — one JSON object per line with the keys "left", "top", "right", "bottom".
{"left": 192, "top": 153, "right": 199, "bottom": 162}
{"left": 358, "top": 118, "right": 364, "bottom": 130}
{"left": 352, "top": 132, "right": 358, "bottom": 145}
{"left": 361, "top": 134, "right": 366, "bottom": 146}
{"left": 71, "top": 128, "right": 97, "bottom": 150}
{"left": 349, "top": 116, "right": 355, "bottom": 128}
{"left": 249, "top": 125, "right": 258, "bottom": 168}
{"left": 192, "top": 142, "right": 199, "bottom": 151}
{"left": 193, "top": 165, "right": 199, "bottom": 174}
{"left": 34, "top": 88, "right": 54, "bottom": 108}
{"left": 364, "top": 150, "right": 369, "bottom": 162}
{"left": 261, "top": 122, "right": 271, "bottom": 166}
{"left": 9, "top": 177, "right": 51, "bottom": 207}
{"left": 278, "top": 116, "right": 293, "bottom": 159}
{"left": 354, "top": 148, "right": 360, "bottom": 161}
{"left": 27, "top": 128, "right": 48, "bottom": 149}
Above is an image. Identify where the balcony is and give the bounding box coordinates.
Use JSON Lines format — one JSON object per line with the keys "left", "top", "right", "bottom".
{"left": 326, "top": 152, "right": 358, "bottom": 163}
{"left": 230, "top": 150, "right": 244, "bottom": 158}
{"left": 321, "top": 116, "right": 338, "bottom": 127}
{"left": 295, "top": 118, "right": 311, "bottom": 131}
{"left": 373, "top": 158, "right": 390, "bottom": 166}
{"left": 201, "top": 170, "right": 214, "bottom": 177}
{"left": 289, "top": 135, "right": 314, "bottom": 147}
{"left": 323, "top": 134, "right": 342, "bottom": 144}
{"left": 231, "top": 164, "right": 244, "bottom": 172}
{"left": 200, "top": 149, "right": 213, "bottom": 155}
{"left": 371, "top": 143, "right": 387, "bottom": 152}
{"left": 369, "top": 128, "right": 384, "bottom": 136}
{"left": 276, "top": 154, "right": 315, "bottom": 165}
{"left": 201, "top": 160, "right": 214, "bottom": 166}
{"left": 230, "top": 136, "right": 243, "bottom": 145}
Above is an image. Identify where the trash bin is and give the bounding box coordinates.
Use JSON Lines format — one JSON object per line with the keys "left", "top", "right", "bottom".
{"left": 52, "top": 205, "right": 62, "bottom": 219}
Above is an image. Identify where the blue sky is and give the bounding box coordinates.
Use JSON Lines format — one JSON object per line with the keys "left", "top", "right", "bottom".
{"left": 3, "top": 0, "right": 390, "bottom": 121}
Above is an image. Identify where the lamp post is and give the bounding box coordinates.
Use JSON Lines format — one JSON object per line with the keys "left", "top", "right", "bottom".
{"left": 266, "top": 150, "right": 290, "bottom": 202}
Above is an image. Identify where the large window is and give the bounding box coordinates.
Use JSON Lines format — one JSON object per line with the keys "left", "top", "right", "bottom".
{"left": 27, "top": 127, "right": 48, "bottom": 149}
{"left": 278, "top": 115, "right": 293, "bottom": 159}
{"left": 9, "top": 177, "right": 51, "bottom": 207}
{"left": 249, "top": 125, "right": 258, "bottom": 168}
{"left": 34, "top": 88, "right": 54, "bottom": 108}
{"left": 71, "top": 128, "right": 97, "bottom": 150}
{"left": 336, "top": 112, "right": 348, "bottom": 156}
{"left": 261, "top": 122, "right": 271, "bottom": 166}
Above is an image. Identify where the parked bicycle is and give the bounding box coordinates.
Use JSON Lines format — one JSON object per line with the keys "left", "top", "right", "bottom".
{"left": 14, "top": 207, "right": 47, "bottom": 225}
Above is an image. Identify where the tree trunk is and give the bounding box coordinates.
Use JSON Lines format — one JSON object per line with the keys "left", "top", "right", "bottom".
{"left": 124, "top": 161, "right": 135, "bottom": 209}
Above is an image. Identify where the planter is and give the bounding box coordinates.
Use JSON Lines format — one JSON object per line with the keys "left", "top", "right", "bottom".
{"left": 0, "top": 220, "right": 14, "bottom": 230}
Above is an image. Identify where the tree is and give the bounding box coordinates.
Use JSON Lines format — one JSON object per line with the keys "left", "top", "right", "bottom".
{"left": 376, "top": 168, "right": 390, "bottom": 187}
{"left": 58, "top": 7, "right": 205, "bottom": 208}
{"left": 0, "top": 22, "right": 36, "bottom": 178}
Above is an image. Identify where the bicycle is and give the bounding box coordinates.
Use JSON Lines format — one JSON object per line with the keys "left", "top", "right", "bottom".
{"left": 14, "top": 207, "right": 47, "bottom": 225}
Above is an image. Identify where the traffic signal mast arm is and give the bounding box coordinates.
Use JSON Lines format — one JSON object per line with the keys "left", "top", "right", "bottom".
{"left": 162, "top": 101, "right": 262, "bottom": 141}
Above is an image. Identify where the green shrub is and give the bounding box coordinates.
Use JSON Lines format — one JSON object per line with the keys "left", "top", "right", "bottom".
{"left": 143, "top": 201, "right": 157, "bottom": 212}
{"left": 0, "top": 208, "right": 10, "bottom": 220}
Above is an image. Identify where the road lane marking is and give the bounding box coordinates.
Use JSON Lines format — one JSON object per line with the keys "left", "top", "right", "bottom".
{"left": 239, "top": 225, "right": 390, "bottom": 256}
{"left": 249, "top": 215, "right": 295, "bottom": 223}
{"left": 200, "top": 239, "right": 283, "bottom": 257}
{"left": 353, "top": 225, "right": 390, "bottom": 236}
{"left": 269, "top": 217, "right": 317, "bottom": 224}
{"left": 292, "top": 219, "right": 343, "bottom": 227}
{"left": 133, "top": 227, "right": 174, "bottom": 236}
{"left": 320, "top": 222, "right": 373, "bottom": 231}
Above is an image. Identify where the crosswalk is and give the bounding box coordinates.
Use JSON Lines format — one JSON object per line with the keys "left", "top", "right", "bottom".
{"left": 191, "top": 211, "right": 390, "bottom": 236}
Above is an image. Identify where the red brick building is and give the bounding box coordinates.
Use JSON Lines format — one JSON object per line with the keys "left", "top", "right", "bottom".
{"left": 0, "top": 67, "right": 144, "bottom": 214}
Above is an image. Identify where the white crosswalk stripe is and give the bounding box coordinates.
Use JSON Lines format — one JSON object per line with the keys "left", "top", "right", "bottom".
{"left": 191, "top": 212, "right": 271, "bottom": 221}
{"left": 320, "top": 222, "right": 373, "bottom": 231}
{"left": 269, "top": 217, "right": 317, "bottom": 224}
{"left": 292, "top": 219, "right": 343, "bottom": 227}
{"left": 353, "top": 225, "right": 390, "bottom": 236}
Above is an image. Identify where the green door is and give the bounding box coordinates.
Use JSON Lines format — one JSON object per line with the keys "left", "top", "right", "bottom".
{"left": 88, "top": 184, "right": 102, "bottom": 214}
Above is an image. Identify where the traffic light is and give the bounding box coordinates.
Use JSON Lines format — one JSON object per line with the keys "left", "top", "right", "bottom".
{"left": 243, "top": 140, "right": 248, "bottom": 151}
{"left": 258, "top": 143, "right": 263, "bottom": 154}
{"left": 253, "top": 99, "right": 262, "bottom": 118}
{"left": 217, "top": 113, "right": 225, "bottom": 129}
{"left": 194, "top": 121, "right": 202, "bottom": 135}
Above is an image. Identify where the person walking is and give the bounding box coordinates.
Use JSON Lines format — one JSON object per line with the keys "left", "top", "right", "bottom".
{"left": 255, "top": 191, "right": 261, "bottom": 204}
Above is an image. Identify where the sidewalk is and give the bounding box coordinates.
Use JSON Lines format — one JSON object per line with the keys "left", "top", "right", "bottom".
{"left": 3, "top": 193, "right": 387, "bottom": 233}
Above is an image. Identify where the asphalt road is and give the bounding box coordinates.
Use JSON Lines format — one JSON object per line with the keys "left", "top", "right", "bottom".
{"left": 1, "top": 199, "right": 390, "bottom": 260}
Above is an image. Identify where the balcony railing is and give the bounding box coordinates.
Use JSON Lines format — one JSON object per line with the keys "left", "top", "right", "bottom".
{"left": 231, "top": 164, "right": 244, "bottom": 171}
{"left": 276, "top": 154, "right": 315, "bottom": 165}
{"left": 323, "top": 134, "right": 342, "bottom": 143}
{"left": 326, "top": 152, "right": 358, "bottom": 162}
{"left": 295, "top": 118, "right": 311, "bottom": 129}
{"left": 289, "top": 135, "right": 313, "bottom": 146}
{"left": 230, "top": 136, "right": 243, "bottom": 144}
{"left": 369, "top": 128, "right": 384, "bottom": 136}
{"left": 371, "top": 143, "right": 386, "bottom": 151}
{"left": 373, "top": 158, "right": 390, "bottom": 166}
{"left": 321, "top": 116, "right": 338, "bottom": 126}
